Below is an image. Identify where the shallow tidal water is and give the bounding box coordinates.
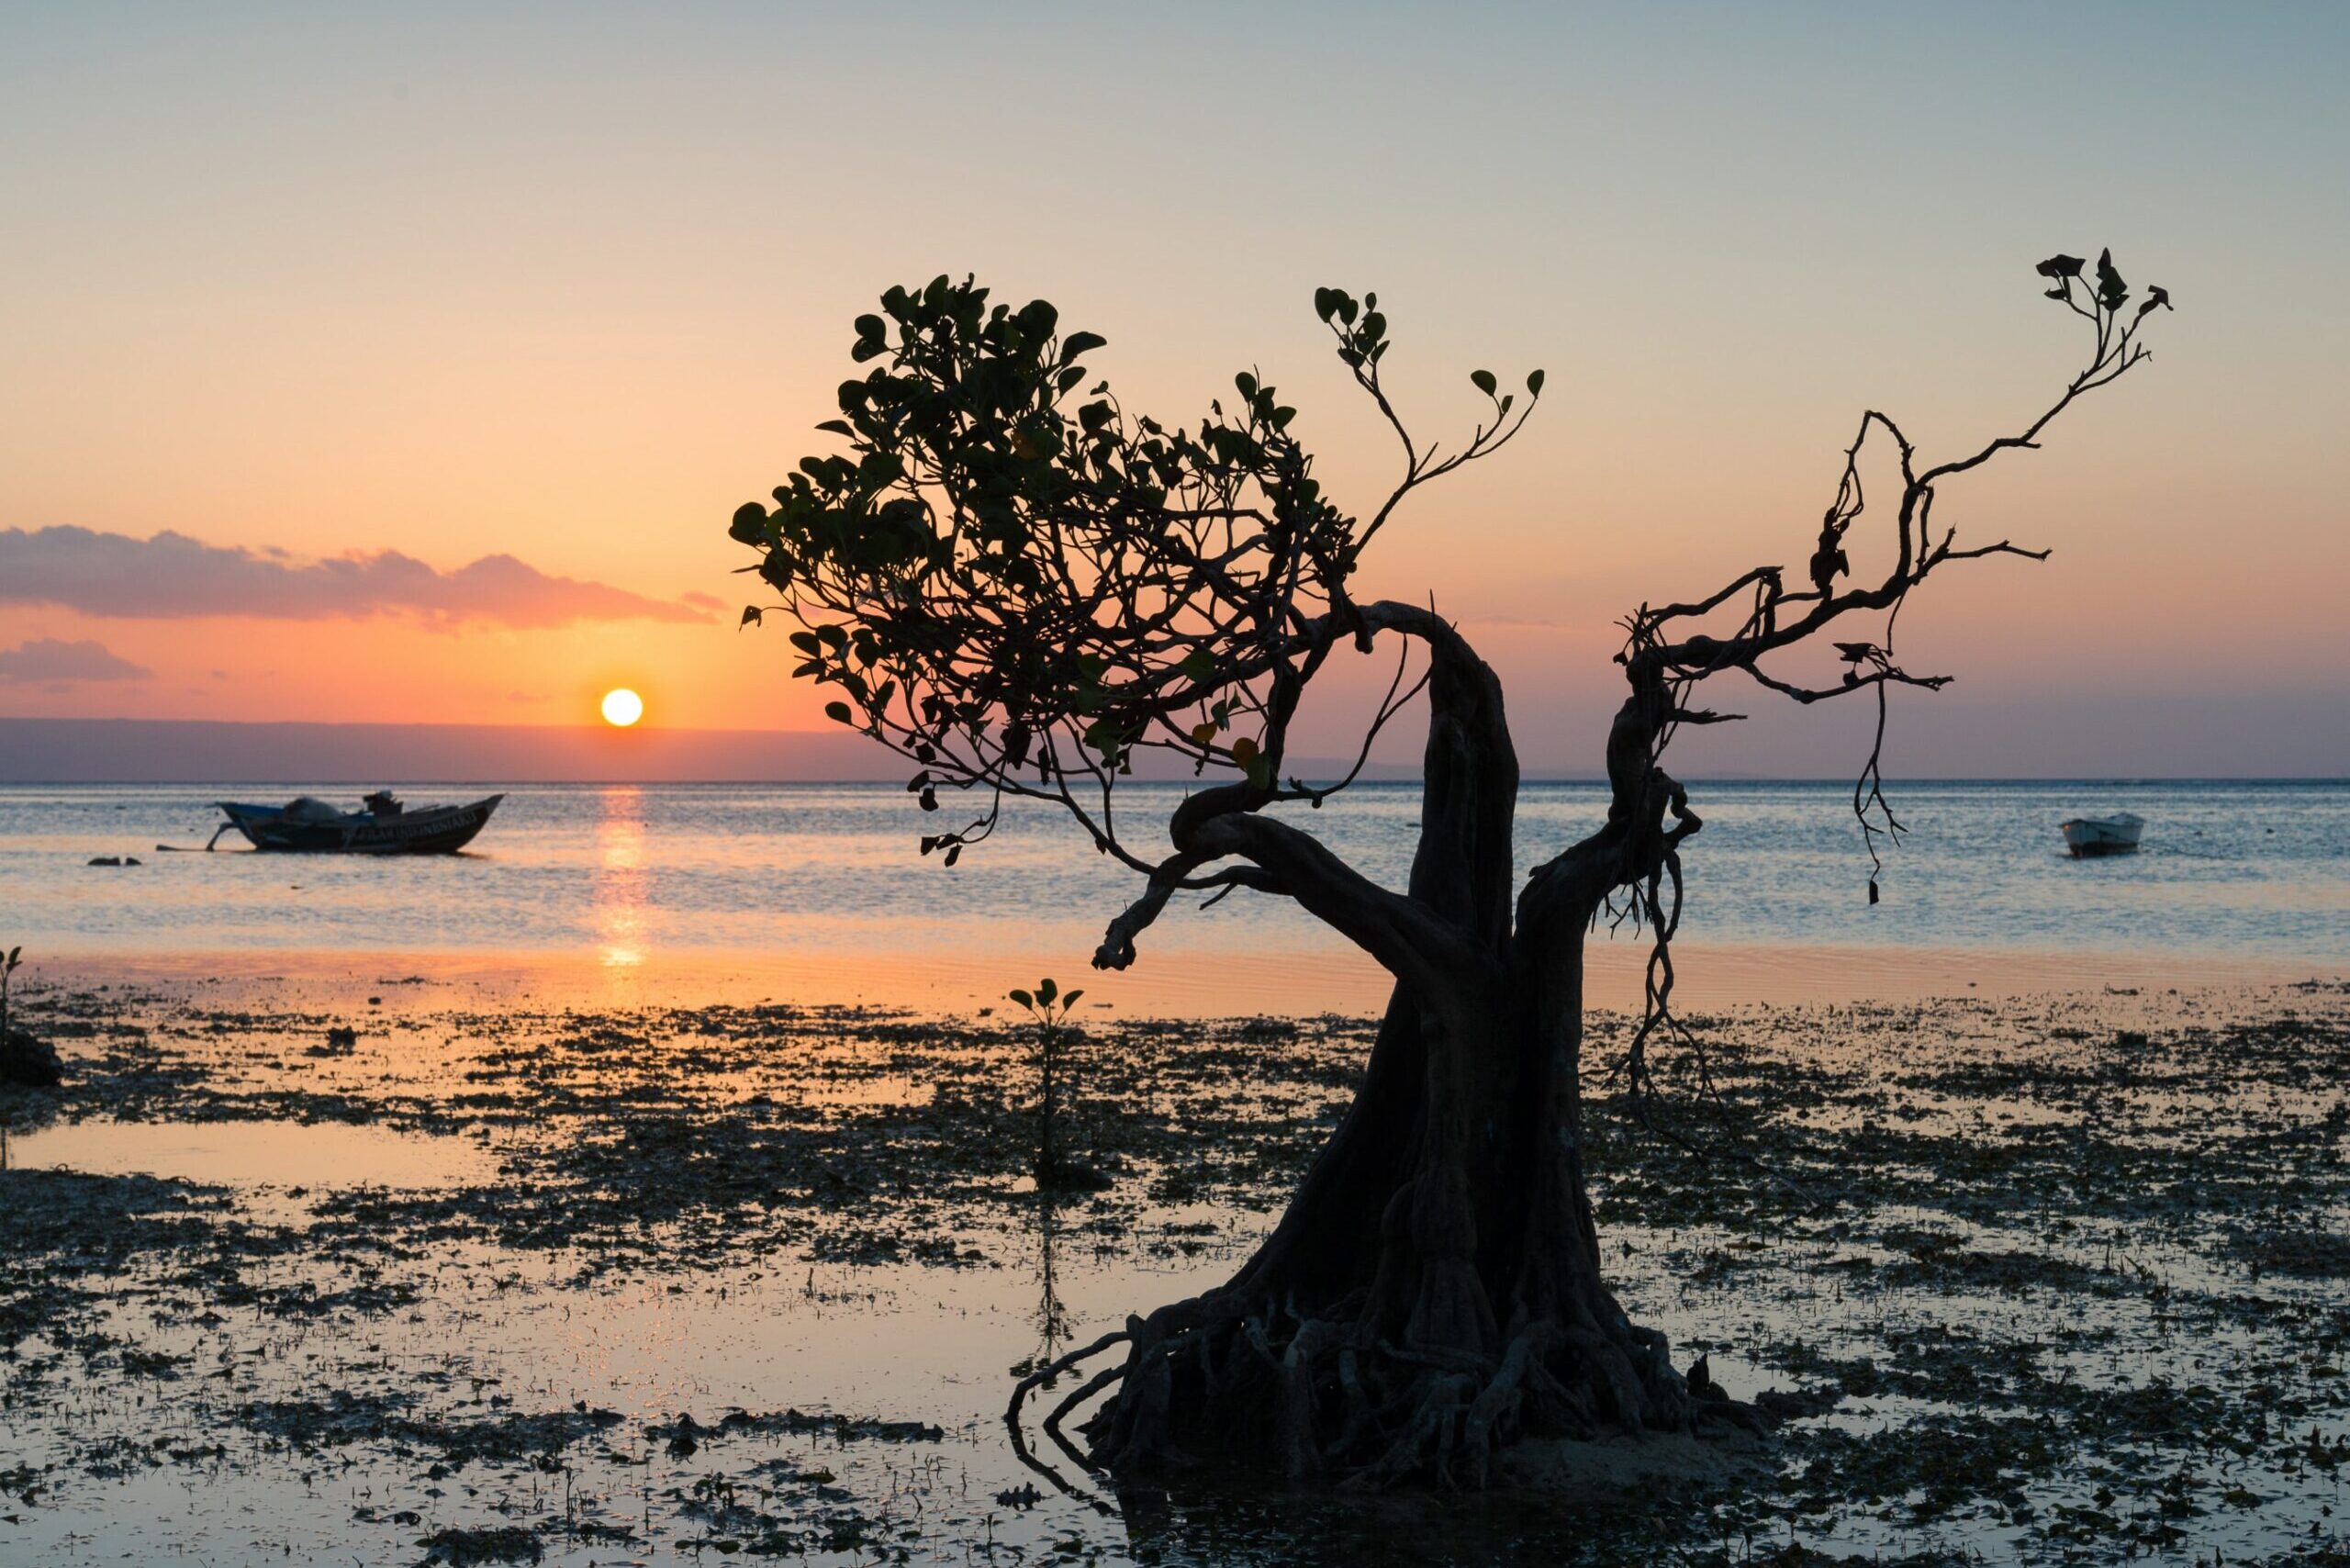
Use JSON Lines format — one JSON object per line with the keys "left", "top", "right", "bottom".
{"left": 4, "top": 978, "right": 2348, "bottom": 1565}
{"left": 6, "top": 779, "right": 2345, "bottom": 1014}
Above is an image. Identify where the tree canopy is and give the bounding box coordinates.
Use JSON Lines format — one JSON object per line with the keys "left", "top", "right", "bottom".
{"left": 730, "top": 274, "right": 1539, "bottom": 872}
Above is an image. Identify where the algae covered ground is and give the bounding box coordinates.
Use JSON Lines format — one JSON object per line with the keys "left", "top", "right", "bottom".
{"left": 2, "top": 975, "right": 2346, "bottom": 1564}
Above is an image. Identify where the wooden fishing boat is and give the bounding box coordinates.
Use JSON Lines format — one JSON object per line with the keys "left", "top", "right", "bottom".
{"left": 2059, "top": 812, "right": 2143, "bottom": 858}
{"left": 208, "top": 791, "right": 504, "bottom": 854}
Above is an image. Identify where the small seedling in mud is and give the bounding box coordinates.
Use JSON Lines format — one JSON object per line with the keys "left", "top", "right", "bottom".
{"left": 1007, "top": 980, "right": 1108, "bottom": 1192}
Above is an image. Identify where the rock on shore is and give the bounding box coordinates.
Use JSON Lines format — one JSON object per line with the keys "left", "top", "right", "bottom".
{"left": 2, "top": 1025, "right": 63, "bottom": 1087}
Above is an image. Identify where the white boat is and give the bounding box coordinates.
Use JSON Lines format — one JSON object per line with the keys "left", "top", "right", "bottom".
{"left": 2060, "top": 812, "right": 2143, "bottom": 858}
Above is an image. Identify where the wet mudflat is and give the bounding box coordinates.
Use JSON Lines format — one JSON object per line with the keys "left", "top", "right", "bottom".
{"left": 1, "top": 975, "right": 2346, "bottom": 1564}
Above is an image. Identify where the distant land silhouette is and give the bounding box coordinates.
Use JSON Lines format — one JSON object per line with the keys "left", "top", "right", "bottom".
{"left": 2, "top": 702, "right": 2343, "bottom": 783}
{"left": 0, "top": 718, "right": 1437, "bottom": 785}
{"left": 0, "top": 718, "right": 885, "bottom": 783}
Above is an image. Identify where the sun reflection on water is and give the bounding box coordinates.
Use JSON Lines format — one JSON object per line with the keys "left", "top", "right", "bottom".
{"left": 593, "top": 786, "right": 648, "bottom": 971}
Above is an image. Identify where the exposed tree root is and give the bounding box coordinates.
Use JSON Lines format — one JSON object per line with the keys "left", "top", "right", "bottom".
{"left": 1005, "top": 1275, "right": 1774, "bottom": 1494}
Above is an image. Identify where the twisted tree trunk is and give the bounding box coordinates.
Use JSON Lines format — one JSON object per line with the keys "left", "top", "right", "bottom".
{"left": 1058, "top": 633, "right": 1727, "bottom": 1489}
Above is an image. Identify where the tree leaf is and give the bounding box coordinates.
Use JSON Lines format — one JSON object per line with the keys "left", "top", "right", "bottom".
{"left": 1527, "top": 368, "right": 1546, "bottom": 398}
{"left": 2095, "top": 249, "right": 2128, "bottom": 310}
{"left": 1471, "top": 369, "right": 1498, "bottom": 398}
{"left": 823, "top": 700, "right": 852, "bottom": 723}
{"left": 1009, "top": 989, "right": 1033, "bottom": 1009}
{"left": 1037, "top": 978, "right": 1057, "bottom": 1006}
{"left": 728, "top": 502, "right": 769, "bottom": 544}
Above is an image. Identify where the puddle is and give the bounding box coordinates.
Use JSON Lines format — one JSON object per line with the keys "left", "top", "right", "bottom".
{"left": 4, "top": 1117, "right": 499, "bottom": 1189}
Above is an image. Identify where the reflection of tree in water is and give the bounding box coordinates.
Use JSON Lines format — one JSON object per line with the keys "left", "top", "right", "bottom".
{"left": 1013, "top": 1199, "right": 1071, "bottom": 1382}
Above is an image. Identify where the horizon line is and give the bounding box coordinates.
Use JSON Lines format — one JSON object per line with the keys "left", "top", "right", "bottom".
{"left": 5, "top": 776, "right": 2344, "bottom": 788}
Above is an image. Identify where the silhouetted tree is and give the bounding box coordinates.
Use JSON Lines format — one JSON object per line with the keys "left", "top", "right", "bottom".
{"left": 731, "top": 252, "right": 2167, "bottom": 1487}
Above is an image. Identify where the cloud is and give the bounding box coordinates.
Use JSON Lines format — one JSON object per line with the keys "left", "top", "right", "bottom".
{"left": 0, "top": 637, "right": 153, "bottom": 683}
{"left": 0, "top": 526, "right": 713, "bottom": 628}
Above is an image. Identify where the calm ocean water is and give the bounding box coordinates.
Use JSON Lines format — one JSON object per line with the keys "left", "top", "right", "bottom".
{"left": 4, "top": 782, "right": 2344, "bottom": 1001}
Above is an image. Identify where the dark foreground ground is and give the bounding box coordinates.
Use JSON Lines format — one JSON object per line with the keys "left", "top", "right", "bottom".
{"left": 2, "top": 975, "right": 2347, "bottom": 1565}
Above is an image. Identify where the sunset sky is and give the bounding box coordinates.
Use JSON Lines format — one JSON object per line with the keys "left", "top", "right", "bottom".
{"left": 4, "top": 4, "right": 2344, "bottom": 776}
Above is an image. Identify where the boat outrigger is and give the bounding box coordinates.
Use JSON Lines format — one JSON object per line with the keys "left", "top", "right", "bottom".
{"left": 207, "top": 790, "right": 504, "bottom": 854}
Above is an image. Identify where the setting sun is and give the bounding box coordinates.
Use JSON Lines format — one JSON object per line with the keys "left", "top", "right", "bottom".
{"left": 600, "top": 688, "right": 643, "bottom": 727}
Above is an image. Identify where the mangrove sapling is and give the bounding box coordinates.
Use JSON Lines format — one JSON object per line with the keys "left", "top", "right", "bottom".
{"left": 1010, "top": 980, "right": 1106, "bottom": 1192}
{"left": 733, "top": 253, "right": 2170, "bottom": 1489}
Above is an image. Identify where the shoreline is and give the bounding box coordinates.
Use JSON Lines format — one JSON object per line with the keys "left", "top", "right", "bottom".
{"left": 17, "top": 940, "right": 2344, "bottom": 1017}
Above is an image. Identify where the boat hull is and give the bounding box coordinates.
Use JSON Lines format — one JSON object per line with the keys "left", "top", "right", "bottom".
{"left": 218, "top": 795, "right": 504, "bottom": 854}
{"left": 2060, "top": 813, "right": 2143, "bottom": 858}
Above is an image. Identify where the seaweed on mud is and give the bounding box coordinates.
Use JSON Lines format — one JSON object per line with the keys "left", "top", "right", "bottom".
{"left": 236, "top": 1389, "right": 625, "bottom": 1466}
{"left": 0, "top": 1169, "right": 241, "bottom": 1345}
{"left": 1795, "top": 1411, "right": 2062, "bottom": 1520}
{"left": 416, "top": 1524, "right": 543, "bottom": 1564}
{"left": 2225, "top": 1221, "right": 2350, "bottom": 1279}
{"left": 645, "top": 1408, "right": 945, "bottom": 1449}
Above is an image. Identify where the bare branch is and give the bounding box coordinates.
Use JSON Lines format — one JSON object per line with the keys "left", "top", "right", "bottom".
{"left": 1190, "top": 812, "right": 1491, "bottom": 995}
